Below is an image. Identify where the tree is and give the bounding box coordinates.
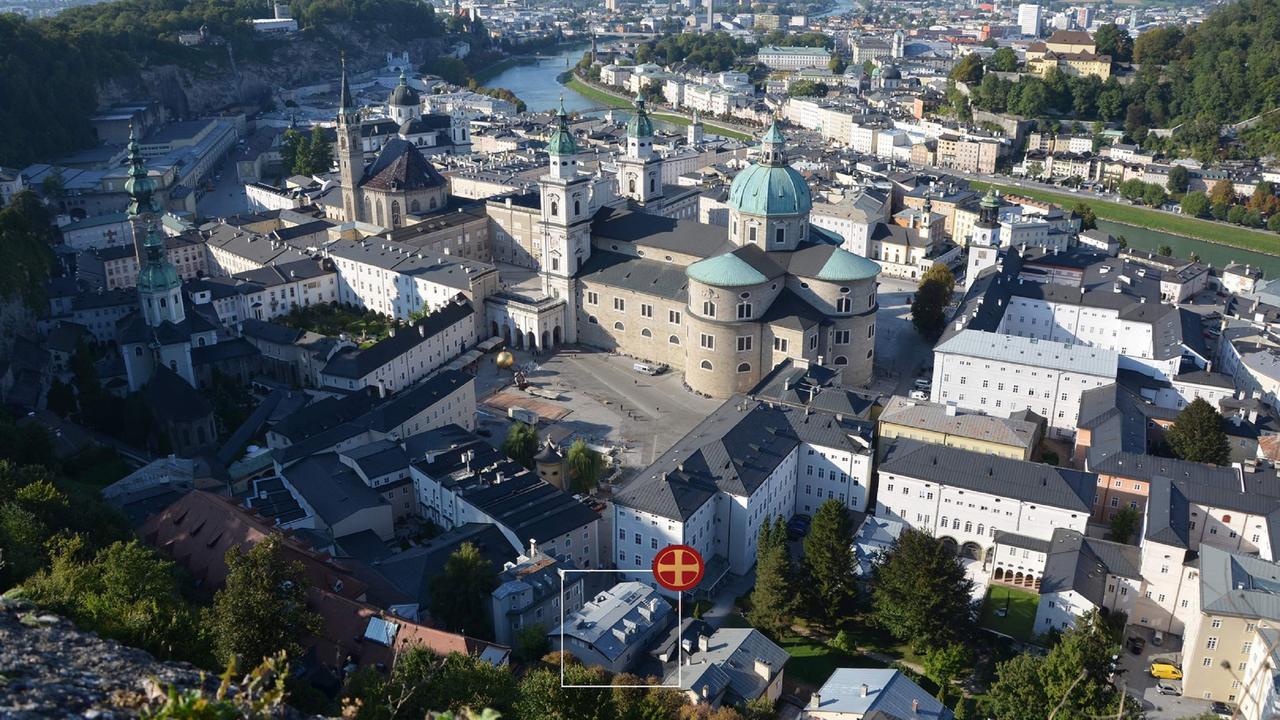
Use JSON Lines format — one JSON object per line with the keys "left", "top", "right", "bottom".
{"left": 1070, "top": 201, "right": 1096, "bottom": 230}
{"left": 1268, "top": 214, "right": 1280, "bottom": 233}
{"left": 1228, "top": 204, "right": 1247, "bottom": 225}
{"left": 922, "top": 643, "right": 971, "bottom": 700}
{"left": 206, "top": 534, "right": 321, "bottom": 666}
{"left": 280, "top": 128, "right": 305, "bottom": 176}
{"left": 0, "top": 190, "right": 56, "bottom": 309}
{"left": 19, "top": 536, "right": 203, "bottom": 662}
{"left": 1142, "top": 183, "right": 1167, "bottom": 207}
{"left": 516, "top": 662, "right": 614, "bottom": 720}
{"left": 416, "top": 651, "right": 518, "bottom": 716}
{"left": 1209, "top": 179, "right": 1237, "bottom": 206}
{"left": 1166, "top": 397, "right": 1230, "bottom": 465}
{"left": 567, "top": 439, "right": 604, "bottom": 494}
{"left": 911, "top": 264, "right": 954, "bottom": 341}
{"left": 1166, "top": 165, "right": 1189, "bottom": 194}
{"left": 828, "top": 54, "right": 847, "bottom": 74}
{"left": 950, "top": 53, "right": 984, "bottom": 83}
{"left": 514, "top": 623, "right": 549, "bottom": 663}
{"left": 984, "top": 653, "right": 1049, "bottom": 720}
{"left": 802, "top": 499, "right": 857, "bottom": 626}
{"left": 1181, "top": 191, "right": 1210, "bottom": 217}
{"left": 1094, "top": 24, "right": 1133, "bottom": 62}
{"left": 870, "top": 528, "right": 975, "bottom": 651}
{"left": 503, "top": 421, "right": 539, "bottom": 467}
{"left": 740, "top": 697, "right": 776, "bottom": 720}
{"left": 1109, "top": 506, "right": 1140, "bottom": 544}
{"left": 988, "top": 47, "right": 1019, "bottom": 72}
{"left": 747, "top": 516, "right": 793, "bottom": 636}
{"left": 307, "top": 125, "right": 332, "bottom": 174}
{"left": 787, "top": 80, "right": 828, "bottom": 97}
{"left": 1157, "top": 244, "right": 1174, "bottom": 257}
{"left": 429, "top": 542, "right": 497, "bottom": 637}
{"left": 46, "top": 378, "right": 75, "bottom": 417}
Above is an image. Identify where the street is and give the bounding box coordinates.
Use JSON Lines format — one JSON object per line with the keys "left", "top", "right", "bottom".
{"left": 196, "top": 151, "right": 251, "bottom": 220}
{"left": 872, "top": 275, "right": 941, "bottom": 398}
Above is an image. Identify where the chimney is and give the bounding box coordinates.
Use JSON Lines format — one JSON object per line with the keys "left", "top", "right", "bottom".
{"left": 753, "top": 658, "right": 771, "bottom": 681}
{"left": 945, "top": 404, "right": 957, "bottom": 416}
{"left": 912, "top": 698, "right": 920, "bottom": 714}
{"left": 698, "top": 634, "right": 710, "bottom": 653}
{"left": 860, "top": 684, "right": 869, "bottom": 698}
{"left": 529, "top": 538, "right": 537, "bottom": 556}
{"left": 812, "top": 692, "right": 821, "bottom": 708}
{"left": 377, "top": 380, "right": 386, "bottom": 399}
{"left": 701, "top": 684, "right": 710, "bottom": 700}
{"left": 419, "top": 324, "right": 426, "bottom": 337}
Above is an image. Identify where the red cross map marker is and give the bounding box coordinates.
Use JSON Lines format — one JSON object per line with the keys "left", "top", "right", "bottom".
{"left": 652, "top": 544, "right": 705, "bottom": 592}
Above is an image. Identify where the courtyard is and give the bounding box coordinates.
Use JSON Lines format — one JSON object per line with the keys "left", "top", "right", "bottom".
{"left": 978, "top": 585, "right": 1040, "bottom": 642}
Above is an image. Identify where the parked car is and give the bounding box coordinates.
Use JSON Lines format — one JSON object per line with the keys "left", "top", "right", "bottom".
{"left": 1210, "top": 701, "right": 1233, "bottom": 718}
{"left": 913, "top": 378, "right": 932, "bottom": 390}
{"left": 909, "top": 389, "right": 929, "bottom": 401}
{"left": 1127, "top": 636, "right": 1146, "bottom": 655}
{"left": 1152, "top": 630, "right": 1165, "bottom": 646}
{"left": 1156, "top": 682, "right": 1180, "bottom": 696}
{"left": 1149, "top": 662, "right": 1183, "bottom": 680}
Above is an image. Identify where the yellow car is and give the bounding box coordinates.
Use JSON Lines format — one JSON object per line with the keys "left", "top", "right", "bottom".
{"left": 1150, "top": 662, "right": 1184, "bottom": 680}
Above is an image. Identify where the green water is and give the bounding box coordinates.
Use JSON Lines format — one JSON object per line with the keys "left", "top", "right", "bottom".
{"left": 1094, "top": 219, "right": 1280, "bottom": 279}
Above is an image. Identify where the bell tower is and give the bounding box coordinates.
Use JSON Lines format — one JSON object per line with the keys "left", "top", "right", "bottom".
{"left": 618, "top": 94, "right": 663, "bottom": 207}
{"left": 539, "top": 102, "right": 592, "bottom": 344}
{"left": 966, "top": 188, "right": 1003, "bottom": 289}
{"left": 336, "top": 55, "right": 365, "bottom": 223}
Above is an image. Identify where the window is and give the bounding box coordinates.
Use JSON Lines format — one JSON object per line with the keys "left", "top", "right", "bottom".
{"left": 834, "top": 330, "right": 850, "bottom": 345}
{"left": 651, "top": 538, "right": 658, "bottom": 549}
{"left": 613, "top": 321, "right": 625, "bottom": 331}
{"left": 836, "top": 297, "right": 851, "bottom": 313}
{"left": 737, "top": 302, "right": 753, "bottom": 319}
{"left": 1206, "top": 637, "right": 1218, "bottom": 650}
{"left": 1212, "top": 618, "right": 1223, "bottom": 628}
{"left": 1203, "top": 658, "right": 1213, "bottom": 667}
{"left": 634, "top": 533, "right": 641, "bottom": 545}
{"left": 550, "top": 200, "right": 559, "bottom": 216}
{"left": 774, "top": 227, "right": 785, "bottom": 245}
{"left": 774, "top": 337, "right": 788, "bottom": 352}
{"left": 669, "top": 334, "right": 680, "bottom": 345}
{"left": 748, "top": 226, "right": 757, "bottom": 243}
{"left": 700, "top": 333, "right": 715, "bottom": 350}
{"left": 641, "top": 303, "right": 653, "bottom": 318}
{"left": 700, "top": 360, "right": 713, "bottom": 370}
{"left": 669, "top": 310, "right": 681, "bottom": 324}
{"left": 737, "top": 363, "right": 751, "bottom": 373}
{"left": 641, "top": 328, "right": 652, "bottom": 337}
{"left": 737, "top": 336, "right": 752, "bottom": 352}
{"left": 702, "top": 301, "right": 716, "bottom": 318}
{"left": 614, "top": 297, "right": 625, "bottom": 312}
{"left": 587, "top": 291, "right": 599, "bottom": 305}
{"left": 809, "top": 334, "right": 818, "bottom": 350}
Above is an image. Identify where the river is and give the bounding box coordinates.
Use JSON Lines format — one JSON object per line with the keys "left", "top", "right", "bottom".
{"left": 1094, "top": 220, "right": 1280, "bottom": 278}
{"left": 485, "top": 44, "right": 594, "bottom": 112}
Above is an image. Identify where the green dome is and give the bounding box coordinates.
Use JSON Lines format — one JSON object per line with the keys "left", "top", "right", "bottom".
{"left": 728, "top": 162, "right": 812, "bottom": 217}
{"left": 138, "top": 261, "right": 181, "bottom": 294}
{"left": 686, "top": 252, "right": 768, "bottom": 288}
{"left": 389, "top": 71, "right": 420, "bottom": 106}
{"left": 626, "top": 95, "right": 653, "bottom": 138}
{"left": 810, "top": 247, "right": 880, "bottom": 282}
{"left": 547, "top": 102, "right": 578, "bottom": 156}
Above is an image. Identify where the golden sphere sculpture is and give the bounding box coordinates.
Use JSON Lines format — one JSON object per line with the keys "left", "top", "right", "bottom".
{"left": 495, "top": 350, "right": 515, "bottom": 369}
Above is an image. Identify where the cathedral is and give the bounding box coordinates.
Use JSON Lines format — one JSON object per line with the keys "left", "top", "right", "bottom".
{"left": 486, "top": 97, "right": 883, "bottom": 397}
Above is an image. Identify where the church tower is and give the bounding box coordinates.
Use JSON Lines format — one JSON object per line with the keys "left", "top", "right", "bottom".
{"left": 892, "top": 29, "right": 905, "bottom": 59}
{"left": 539, "top": 102, "right": 592, "bottom": 344}
{"left": 966, "top": 188, "right": 1003, "bottom": 289}
{"left": 688, "top": 109, "right": 704, "bottom": 146}
{"left": 336, "top": 55, "right": 365, "bottom": 223}
{"left": 617, "top": 94, "right": 663, "bottom": 207}
{"left": 387, "top": 70, "right": 421, "bottom": 125}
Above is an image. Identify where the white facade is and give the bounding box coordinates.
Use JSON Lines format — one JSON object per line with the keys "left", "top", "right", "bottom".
{"left": 931, "top": 330, "right": 1118, "bottom": 438}
{"left": 1018, "top": 3, "right": 1043, "bottom": 36}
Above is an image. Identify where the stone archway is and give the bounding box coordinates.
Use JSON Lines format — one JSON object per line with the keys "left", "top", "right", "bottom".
{"left": 939, "top": 536, "right": 958, "bottom": 555}
{"left": 960, "top": 542, "right": 982, "bottom": 560}
{"left": 513, "top": 327, "right": 523, "bottom": 349}
{"left": 491, "top": 320, "right": 500, "bottom": 338}
{"left": 526, "top": 330, "right": 537, "bottom": 351}
{"left": 542, "top": 330, "right": 551, "bottom": 350}
{"left": 502, "top": 325, "right": 512, "bottom": 346}
{"left": 553, "top": 326, "right": 562, "bottom": 345}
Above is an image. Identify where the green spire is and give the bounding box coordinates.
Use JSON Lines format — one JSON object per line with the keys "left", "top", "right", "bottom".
{"left": 124, "top": 125, "right": 158, "bottom": 218}
{"left": 547, "top": 97, "right": 578, "bottom": 156}
{"left": 626, "top": 92, "right": 653, "bottom": 139}
{"left": 980, "top": 186, "right": 1000, "bottom": 209}
{"left": 760, "top": 120, "right": 787, "bottom": 166}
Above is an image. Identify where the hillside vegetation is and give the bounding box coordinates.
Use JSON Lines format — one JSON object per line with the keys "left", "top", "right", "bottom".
{"left": 0, "top": 0, "right": 449, "bottom": 167}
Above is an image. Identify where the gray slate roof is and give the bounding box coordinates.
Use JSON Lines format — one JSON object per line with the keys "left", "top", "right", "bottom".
{"left": 878, "top": 440, "right": 1096, "bottom": 513}
{"left": 1200, "top": 545, "right": 1280, "bottom": 622}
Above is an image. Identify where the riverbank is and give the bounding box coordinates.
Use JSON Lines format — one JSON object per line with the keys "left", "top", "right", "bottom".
{"left": 973, "top": 181, "right": 1280, "bottom": 256}
{"left": 562, "top": 75, "right": 754, "bottom": 141}
{"left": 474, "top": 42, "right": 589, "bottom": 85}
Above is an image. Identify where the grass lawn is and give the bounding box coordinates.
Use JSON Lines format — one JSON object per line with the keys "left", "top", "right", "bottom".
{"left": 276, "top": 304, "right": 393, "bottom": 348}
{"left": 562, "top": 77, "right": 753, "bottom": 141}
{"left": 973, "top": 181, "right": 1280, "bottom": 255}
{"left": 979, "top": 585, "right": 1040, "bottom": 642}
{"left": 775, "top": 632, "right": 887, "bottom": 687}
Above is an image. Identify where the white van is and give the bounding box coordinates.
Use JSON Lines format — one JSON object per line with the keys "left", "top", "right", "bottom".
{"left": 633, "top": 362, "right": 661, "bottom": 376}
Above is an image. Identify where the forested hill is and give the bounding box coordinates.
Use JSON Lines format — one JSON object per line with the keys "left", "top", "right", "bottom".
{"left": 0, "top": 0, "right": 456, "bottom": 167}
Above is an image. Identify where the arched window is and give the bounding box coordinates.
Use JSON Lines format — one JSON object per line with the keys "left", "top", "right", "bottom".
{"left": 197, "top": 337, "right": 206, "bottom": 347}
{"left": 702, "top": 301, "right": 716, "bottom": 318}
{"left": 700, "top": 360, "right": 713, "bottom": 370}
{"left": 628, "top": 178, "right": 636, "bottom": 193}
{"left": 641, "top": 328, "right": 652, "bottom": 337}
{"left": 391, "top": 200, "right": 401, "bottom": 227}
{"left": 737, "top": 362, "right": 751, "bottom": 373}
{"left": 411, "top": 199, "right": 421, "bottom": 213}
{"left": 588, "top": 315, "right": 598, "bottom": 324}
{"left": 669, "top": 335, "right": 680, "bottom": 345}
{"left": 551, "top": 200, "right": 559, "bottom": 217}
{"left": 574, "top": 200, "right": 581, "bottom": 215}
{"left": 834, "top": 355, "right": 848, "bottom": 366}
{"left": 613, "top": 321, "right": 625, "bottom": 331}
{"left": 429, "top": 196, "right": 438, "bottom": 210}
{"left": 649, "top": 177, "right": 655, "bottom": 192}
